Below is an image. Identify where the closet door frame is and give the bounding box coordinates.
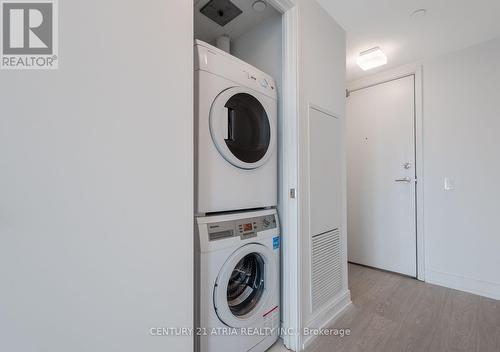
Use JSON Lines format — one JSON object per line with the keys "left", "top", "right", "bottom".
{"left": 267, "top": 0, "right": 301, "bottom": 350}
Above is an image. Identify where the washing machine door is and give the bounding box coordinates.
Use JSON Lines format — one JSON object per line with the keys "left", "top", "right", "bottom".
{"left": 210, "top": 87, "right": 276, "bottom": 170}
{"left": 214, "top": 243, "right": 278, "bottom": 328}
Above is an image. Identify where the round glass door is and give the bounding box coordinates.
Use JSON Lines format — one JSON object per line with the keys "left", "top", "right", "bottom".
{"left": 227, "top": 253, "right": 265, "bottom": 317}
{"left": 210, "top": 87, "right": 276, "bottom": 170}
{"left": 213, "top": 243, "right": 277, "bottom": 328}
{"left": 223, "top": 93, "right": 271, "bottom": 164}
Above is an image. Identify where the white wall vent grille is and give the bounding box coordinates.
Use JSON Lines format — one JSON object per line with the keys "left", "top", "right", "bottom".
{"left": 311, "top": 228, "right": 342, "bottom": 312}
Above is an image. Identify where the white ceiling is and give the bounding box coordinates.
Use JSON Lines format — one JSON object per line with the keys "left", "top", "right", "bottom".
{"left": 317, "top": 0, "right": 500, "bottom": 81}
{"left": 194, "top": 0, "right": 280, "bottom": 45}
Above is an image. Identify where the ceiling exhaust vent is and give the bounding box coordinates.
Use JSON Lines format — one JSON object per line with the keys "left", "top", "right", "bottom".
{"left": 200, "top": 0, "right": 243, "bottom": 27}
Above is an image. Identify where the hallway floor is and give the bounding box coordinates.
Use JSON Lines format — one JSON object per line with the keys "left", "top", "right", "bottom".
{"left": 306, "top": 263, "right": 500, "bottom": 352}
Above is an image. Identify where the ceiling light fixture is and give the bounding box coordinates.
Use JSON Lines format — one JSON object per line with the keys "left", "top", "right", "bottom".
{"left": 357, "top": 47, "right": 387, "bottom": 71}
{"left": 411, "top": 9, "right": 427, "bottom": 20}
{"left": 252, "top": 1, "right": 267, "bottom": 12}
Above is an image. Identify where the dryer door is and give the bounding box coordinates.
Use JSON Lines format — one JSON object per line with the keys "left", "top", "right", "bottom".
{"left": 210, "top": 87, "right": 276, "bottom": 170}
{"left": 214, "top": 243, "right": 277, "bottom": 328}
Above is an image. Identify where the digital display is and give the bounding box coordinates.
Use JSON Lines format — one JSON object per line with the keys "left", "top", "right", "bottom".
{"left": 242, "top": 223, "right": 253, "bottom": 232}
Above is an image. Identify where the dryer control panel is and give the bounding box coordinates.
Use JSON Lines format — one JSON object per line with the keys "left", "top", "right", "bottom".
{"left": 194, "top": 40, "right": 278, "bottom": 100}
{"left": 207, "top": 213, "right": 277, "bottom": 242}
{"left": 242, "top": 69, "right": 276, "bottom": 92}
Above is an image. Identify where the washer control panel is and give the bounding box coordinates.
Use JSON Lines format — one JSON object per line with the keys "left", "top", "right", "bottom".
{"left": 208, "top": 213, "right": 277, "bottom": 242}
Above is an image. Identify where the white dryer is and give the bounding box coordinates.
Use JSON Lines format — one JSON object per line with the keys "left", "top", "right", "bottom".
{"left": 195, "top": 40, "right": 278, "bottom": 214}
{"left": 195, "top": 209, "right": 280, "bottom": 352}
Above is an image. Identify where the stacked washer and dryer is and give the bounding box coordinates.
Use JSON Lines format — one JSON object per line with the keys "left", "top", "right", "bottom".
{"left": 194, "top": 39, "right": 281, "bottom": 352}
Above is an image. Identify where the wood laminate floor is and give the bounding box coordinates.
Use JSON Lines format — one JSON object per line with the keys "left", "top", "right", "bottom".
{"left": 305, "top": 263, "right": 500, "bottom": 352}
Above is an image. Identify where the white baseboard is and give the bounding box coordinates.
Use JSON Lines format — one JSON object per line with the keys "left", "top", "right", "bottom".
{"left": 426, "top": 268, "right": 500, "bottom": 301}
{"left": 301, "top": 290, "right": 352, "bottom": 350}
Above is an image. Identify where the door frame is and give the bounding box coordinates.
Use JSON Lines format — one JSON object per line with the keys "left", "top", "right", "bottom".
{"left": 346, "top": 64, "right": 425, "bottom": 281}
{"left": 267, "top": 0, "right": 301, "bottom": 350}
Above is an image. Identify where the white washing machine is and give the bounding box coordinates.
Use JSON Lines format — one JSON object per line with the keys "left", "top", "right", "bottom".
{"left": 195, "top": 40, "right": 278, "bottom": 214}
{"left": 195, "top": 209, "right": 280, "bottom": 352}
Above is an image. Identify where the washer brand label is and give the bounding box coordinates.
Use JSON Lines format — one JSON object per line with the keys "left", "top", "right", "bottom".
{"left": 273, "top": 236, "right": 280, "bottom": 250}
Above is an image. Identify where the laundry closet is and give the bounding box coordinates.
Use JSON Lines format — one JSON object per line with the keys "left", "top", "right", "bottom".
{"left": 192, "top": 1, "right": 349, "bottom": 352}
{"left": 193, "top": 2, "right": 283, "bottom": 352}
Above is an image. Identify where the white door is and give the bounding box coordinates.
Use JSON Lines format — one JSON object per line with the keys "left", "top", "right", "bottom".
{"left": 346, "top": 75, "right": 416, "bottom": 277}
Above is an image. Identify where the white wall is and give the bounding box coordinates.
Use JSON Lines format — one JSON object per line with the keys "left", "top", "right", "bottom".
{"left": 0, "top": 1, "right": 194, "bottom": 351}
{"left": 297, "top": 0, "right": 349, "bottom": 348}
{"left": 423, "top": 37, "right": 500, "bottom": 299}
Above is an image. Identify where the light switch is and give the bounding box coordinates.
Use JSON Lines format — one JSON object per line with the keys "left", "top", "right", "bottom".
{"left": 444, "top": 177, "right": 455, "bottom": 191}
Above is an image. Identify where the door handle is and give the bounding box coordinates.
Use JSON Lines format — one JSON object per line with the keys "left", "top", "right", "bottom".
{"left": 224, "top": 107, "right": 235, "bottom": 141}
{"left": 395, "top": 177, "right": 412, "bottom": 183}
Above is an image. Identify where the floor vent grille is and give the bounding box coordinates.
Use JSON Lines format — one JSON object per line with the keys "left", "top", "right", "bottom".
{"left": 311, "top": 228, "right": 342, "bottom": 312}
